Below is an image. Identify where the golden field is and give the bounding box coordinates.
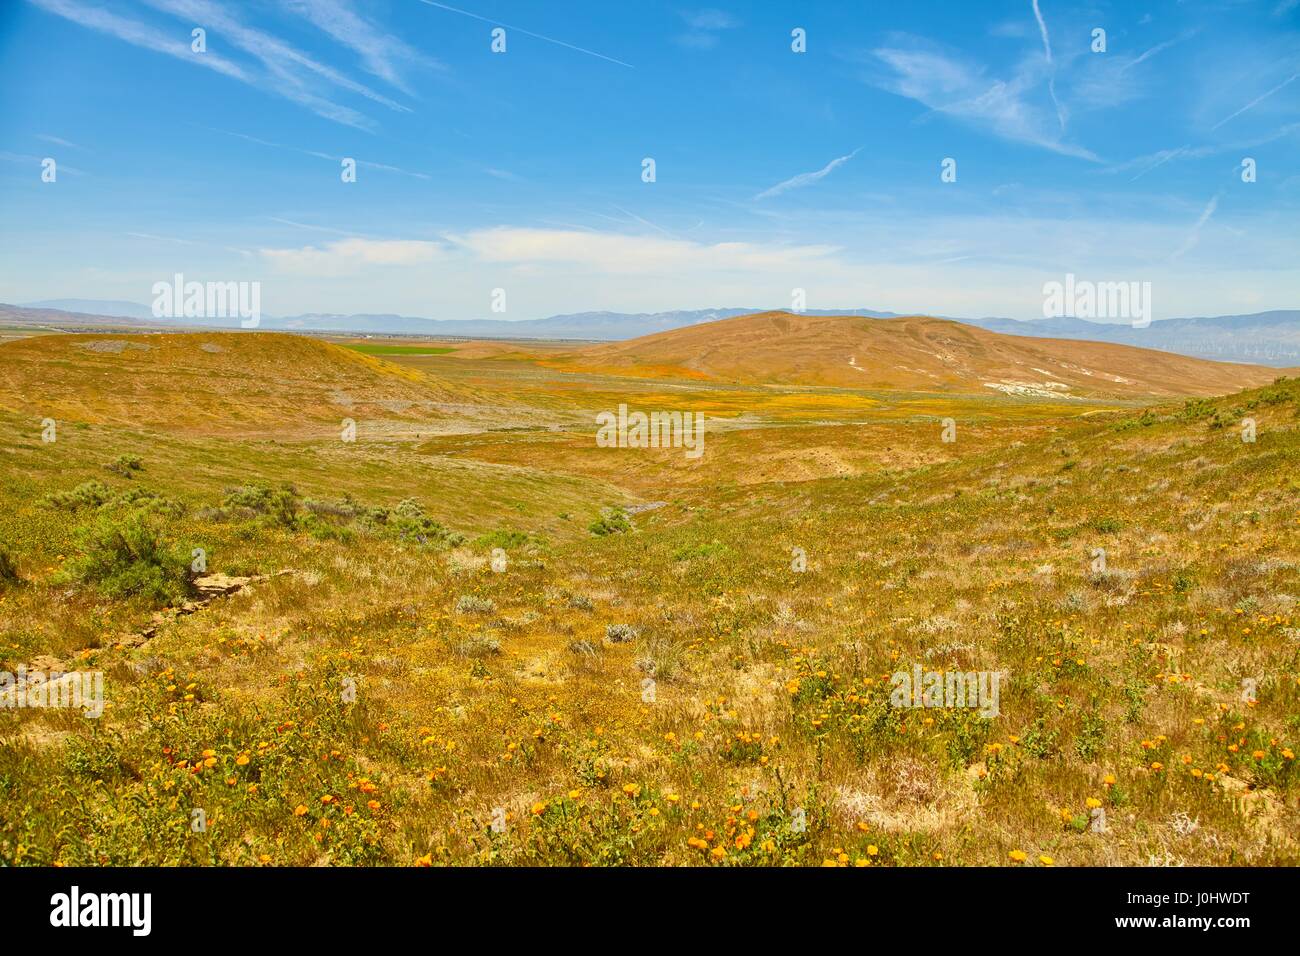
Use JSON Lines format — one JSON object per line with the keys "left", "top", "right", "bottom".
{"left": 0, "top": 320, "right": 1297, "bottom": 867}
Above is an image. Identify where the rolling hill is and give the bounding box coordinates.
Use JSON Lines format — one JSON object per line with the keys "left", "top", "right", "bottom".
{"left": 7, "top": 302, "right": 1298, "bottom": 367}
{"left": 0, "top": 332, "right": 495, "bottom": 437}
{"left": 552, "top": 311, "right": 1287, "bottom": 399}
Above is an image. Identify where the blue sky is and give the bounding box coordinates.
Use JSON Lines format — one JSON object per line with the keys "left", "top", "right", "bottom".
{"left": 1, "top": 0, "right": 1297, "bottom": 322}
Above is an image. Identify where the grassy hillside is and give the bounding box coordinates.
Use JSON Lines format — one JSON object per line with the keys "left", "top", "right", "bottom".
{"left": 0, "top": 330, "right": 1296, "bottom": 866}
{"left": 0, "top": 332, "right": 504, "bottom": 437}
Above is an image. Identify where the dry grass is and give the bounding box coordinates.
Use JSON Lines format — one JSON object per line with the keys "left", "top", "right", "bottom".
{"left": 0, "top": 332, "right": 1297, "bottom": 866}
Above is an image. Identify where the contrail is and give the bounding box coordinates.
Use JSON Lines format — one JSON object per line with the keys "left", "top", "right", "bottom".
{"left": 416, "top": 1, "right": 633, "bottom": 68}
{"left": 1031, "top": 0, "right": 1067, "bottom": 131}
{"left": 755, "top": 148, "right": 862, "bottom": 200}
{"left": 1212, "top": 71, "right": 1299, "bottom": 130}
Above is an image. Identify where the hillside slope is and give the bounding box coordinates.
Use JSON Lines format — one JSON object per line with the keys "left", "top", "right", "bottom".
{"left": 0, "top": 332, "right": 495, "bottom": 437}
{"left": 557, "top": 311, "right": 1286, "bottom": 398}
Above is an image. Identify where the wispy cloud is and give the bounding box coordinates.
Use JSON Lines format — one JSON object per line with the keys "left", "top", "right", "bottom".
{"left": 1108, "top": 121, "right": 1300, "bottom": 180}
{"left": 871, "top": 39, "right": 1098, "bottom": 160}
{"left": 36, "top": 133, "right": 86, "bottom": 150}
{"left": 1169, "top": 194, "right": 1219, "bottom": 260}
{"left": 28, "top": 0, "right": 253, "bottom": 84}
{"left": 755, "top": 148, "right": 862, "bottom": 201}
{"left": 282, "top": 0, "right": 440, "bottom": 92}
{"left": 610, "top": 204, "right": 676, "bottom": 237}
{"left": 201, "top": 126, "right": 430, "bottom": 179}
{"left": 261, "top": 237, "right": 445, "bottom": 274}
{"left": 447, "top": 227, "right": 840, "bottom": 275}
{"left": 0, "top": 150, "right": 86, "bottom": 175}
{"left": 1030, "top": 0, "right": 1066, "bottom": 130}
{"left": 677, "top": 8, "right": 739, "bottom": 50}
{"left": 29, "top": 0, "right": 397, "bottom": 130}
{"left": 268, "top": 216, "right": 373, "bottom": 237}
{"left": 142, "top": 0, "right": 411, "bottom": 124}
{"left": 125, "top": 231, "right": 195, "bottom": 244}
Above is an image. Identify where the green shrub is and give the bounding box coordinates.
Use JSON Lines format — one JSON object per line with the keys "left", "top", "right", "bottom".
{"left": 589, "top": 508, "right": 632, "bottom": 536}
{"left": 381, "top": 499, "right": 464, "bottom": 548}
{"left": 104, "top": 454, "right": 143, "bottom": 478}
{"left": 41, "top": 480, "right": 182, "bottom": 517}
{"left": 58, "top": 510, "right": 193, "bottom": 603}
{"left": 473, "top": 527, "right": 531, "bottom": 550}
{"left": 0, "top": 544, "right": 19, "bottom": 586}
{"left": 222, "top": 484, "right": 299, "bottom": 528}
{"left": 41, "top": 480, "right": 114, "bottom": 511}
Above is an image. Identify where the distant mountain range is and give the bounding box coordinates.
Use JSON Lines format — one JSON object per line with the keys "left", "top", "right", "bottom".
{"left": 9, "top": 299, "right": 1299, "bottom": 367}
{"left": 962, "top": 312, "right": 1300, "bottom": 367}
{"left": 17, "top": 300, "right": 903, "bottom": 339}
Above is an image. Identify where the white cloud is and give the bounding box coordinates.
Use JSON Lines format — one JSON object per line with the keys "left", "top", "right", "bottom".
{"left": 684, "top": 10, "right": 738, "bottom": 31}
{"left": 31, "top": 0, "right": 399, "bottom": 131}
{"left": 1169, "top": 195, "right": 1219, "bottom": 261}
{"left": 872, "top": 39, "right": 1097, "bottom": 160}
{"left": 141, "top": 0, "right": 412, "bottom": 127}
{"left": 677, "top": 8, "right": 738, "bottom": 50}
{"left": 260, "top": 238, "right": 445, "bottom": 274}
{"left": 755, "top": 149, "right": 861, "bottom": 200}
{"left": 29, "top": 0, "right": 253, "bottom": 83}
{"left": 447, "top": 227, "right": 841, "bottom": 276}
{"left": 282, "top": 0, "right": 439, "bottom": 92}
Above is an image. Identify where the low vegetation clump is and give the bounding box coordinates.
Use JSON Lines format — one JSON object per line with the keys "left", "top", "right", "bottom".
{"left": 589, "top": 507, "right": 632, "bottom": 536}
{"left": 0, "top": 543, "right": 19, "bottom": 585}
{"left": 103, "top": 454, "right": 143, "bottom": 478}
{"left": 56, "top": 509, "right": 194, "bottom": 603}
{"left": 455, "top": 594, "right": 496, "bottom": 614}
{"left": 207, "top": 485, "right": 463, "bottom": 547}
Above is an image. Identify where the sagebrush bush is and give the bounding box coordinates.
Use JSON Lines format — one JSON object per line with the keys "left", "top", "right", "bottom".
{"left": 474, "top": 528, "right": 532, "bottom": 550}
{"left": 0, "top": 544, "right": 19, "bottom": 585}
{"left": 455, "top": 594, "right": 496, "bottom": 614}
{"left": 589, "top": 508, "right": 631, "bottom": 536}
{"left": 104, "top": 454, "right": 143, "bottom": 478}
{"left": 41, "top": 480, "right": 182, "bottom": 517}
{"left": 41, "top": 480, "right": 113, "bottom": 511}
{"left": 58, "top": 509, "right": 193, "bottom": 603}
{"left": 605, "top": 623, "right": 638, "bottom": 643}
{"left": 223, "top": 484, "right": 300, "bottom": 528}
{"left": 373, "top": 498, "right": 464, "bottom": 548}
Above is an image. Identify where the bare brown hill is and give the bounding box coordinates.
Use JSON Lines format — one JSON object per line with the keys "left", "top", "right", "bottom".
{"left": 551, "top": 311, "right": 1285, "bottom": 398}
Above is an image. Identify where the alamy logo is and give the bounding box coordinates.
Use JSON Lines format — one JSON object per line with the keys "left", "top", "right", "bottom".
{"left": 1042, "top": 273, "right": 1152, "bottom": 328}
{"left": 596, "top": 404, "right": 705, "bottom": 459}
{"left": 50, "top": 886, "right": 151, "bottom": 936}
{"left": 0, "top": 667, "right": 103, "bottom": 718}
{"left": 152, "top": 273, "right": 261, "bottom": 328}
{"left": 890, "top": 665, "right": 1001, "bottom": 718}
